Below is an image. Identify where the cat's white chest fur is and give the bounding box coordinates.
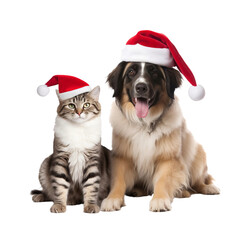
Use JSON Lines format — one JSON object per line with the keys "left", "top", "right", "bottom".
{"left": 54, "top": 116, "right": 101, "bottom": 183}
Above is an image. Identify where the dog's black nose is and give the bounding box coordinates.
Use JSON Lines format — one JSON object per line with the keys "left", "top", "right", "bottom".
{"left": 136, "top": 83, "right": 148, "bottom": 95}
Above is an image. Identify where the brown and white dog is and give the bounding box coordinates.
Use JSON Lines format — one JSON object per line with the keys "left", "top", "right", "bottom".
{"left": 101, "top": 61, "right": 219, "bottom": 212}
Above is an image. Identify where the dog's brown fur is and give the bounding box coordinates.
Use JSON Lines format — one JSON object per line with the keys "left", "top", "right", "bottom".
{"left": 101, "top": 62, "right": 219, "bottom": 212}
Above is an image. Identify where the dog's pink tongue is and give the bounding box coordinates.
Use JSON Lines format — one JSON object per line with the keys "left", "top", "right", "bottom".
{"left": 135, "top": 99, "right": 149, "bottom": 118}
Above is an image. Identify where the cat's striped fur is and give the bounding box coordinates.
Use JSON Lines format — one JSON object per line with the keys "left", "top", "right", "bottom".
{"left": 31, "top": 86, "right": 110, "bottom": 213}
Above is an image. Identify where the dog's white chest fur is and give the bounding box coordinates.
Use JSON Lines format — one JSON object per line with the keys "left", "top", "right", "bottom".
{"left": 110, "top": 101, "right": 183, "bottom": 181}
{"left": 54, "top": 116, "right": 101, "bottom": 183}
{"left": 130, "top": 130, "right": 159, "bottom": 179}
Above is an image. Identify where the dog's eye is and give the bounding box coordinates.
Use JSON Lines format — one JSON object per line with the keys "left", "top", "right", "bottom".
{"left": 148, "top": 65, "right": 156, "bottom": 72}
{"left": 147, "top": 65, "right": 158, "bottom": 79}
{"left": 128, "top": 69, "right": 136, "bottom": 77}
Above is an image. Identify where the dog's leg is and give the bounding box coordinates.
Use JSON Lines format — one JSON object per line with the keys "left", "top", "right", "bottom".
{"left": 174, "top": 189, "right": 191, "bottom": 198}
{"left": 101, "top": 157, "right": 134, "bottom": 211}
{"left": 190, "top": 145, "right": 220, "bottom": 195}
{"left": 192, "top": 174, "right": 220, "bottom": 195}
{"left": 149, "top": 158, "right": 187, "bottom": 212}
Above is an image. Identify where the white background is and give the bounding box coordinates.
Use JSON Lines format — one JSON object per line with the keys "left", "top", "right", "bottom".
{"left": 1, "top": 0, "right": 239, "bottom": 239}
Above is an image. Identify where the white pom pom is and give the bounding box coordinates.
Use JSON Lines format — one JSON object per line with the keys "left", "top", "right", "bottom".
{"left": 37, "top": 85, "right": 50, "bottom": 97}
{"left": 188, "top": 85, "right": 205, "bottom": 101}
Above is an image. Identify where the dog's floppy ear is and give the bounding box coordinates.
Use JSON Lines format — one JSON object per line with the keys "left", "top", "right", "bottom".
{"left": 107, "top": 61, "right": 127, "bottom": 99}
{"left": 162, "top": 67, "right": 182, "bottom": 99}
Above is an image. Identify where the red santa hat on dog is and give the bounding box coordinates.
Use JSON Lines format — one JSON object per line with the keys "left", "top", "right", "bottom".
{"left": 121, "top": 30, "right": 205, "bottom": 101}
{"left": 37, "top": 75, "right": 91, "bottom": 100}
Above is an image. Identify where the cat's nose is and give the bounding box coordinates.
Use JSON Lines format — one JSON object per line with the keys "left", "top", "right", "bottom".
{"left": 76, "top": 109, "right": 83, "bottom": 115}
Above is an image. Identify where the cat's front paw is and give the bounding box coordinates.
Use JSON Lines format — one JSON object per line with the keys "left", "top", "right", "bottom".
{"left": 101, "top": 197, "right": 125, "bottom": 211}
{"left": 50, "top": 203, "right": 66, "bottom": 213}
{"left": 84, "top": 204, "right": 100, "bottom": 213}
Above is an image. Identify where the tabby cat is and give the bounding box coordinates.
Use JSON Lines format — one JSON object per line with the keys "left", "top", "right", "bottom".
{"left": 31, "top": 86, "right": 110, "bottom": 213}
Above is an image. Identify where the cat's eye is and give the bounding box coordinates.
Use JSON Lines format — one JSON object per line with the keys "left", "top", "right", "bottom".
{"left": 68, "top": 103, "right": 75, "bottom": 109}
{"left": 83, "top": 103, "right": 90, "bottom": 109}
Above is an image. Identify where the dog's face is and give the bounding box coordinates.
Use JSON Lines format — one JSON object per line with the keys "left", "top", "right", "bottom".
{"left": 107, "top": 61, "right": 182, "bottom": 119}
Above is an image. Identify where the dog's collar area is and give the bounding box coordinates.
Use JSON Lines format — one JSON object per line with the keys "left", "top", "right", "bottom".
{"left": 148, "top": 99, "right": 174, "bottom": 134}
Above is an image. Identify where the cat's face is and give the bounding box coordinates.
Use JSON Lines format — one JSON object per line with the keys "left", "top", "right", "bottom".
{"left": 57, "top": 86, "right": 101, "bottom": 123}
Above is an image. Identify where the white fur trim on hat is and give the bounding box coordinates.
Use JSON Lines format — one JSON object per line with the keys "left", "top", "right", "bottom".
{"left": 121, "top": 44, "right": 175, "bottom": 67}
{"left": 59, "top": 86, "right": 91, "bottom": 100}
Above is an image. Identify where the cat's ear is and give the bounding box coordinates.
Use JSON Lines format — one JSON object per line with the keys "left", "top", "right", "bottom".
{"left": 88, "top": 86, "right": 100, "bottom": 101}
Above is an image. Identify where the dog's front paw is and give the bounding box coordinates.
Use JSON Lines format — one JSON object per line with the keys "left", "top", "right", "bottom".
{"left": 149, "top": 198, "right": 172, "bottom": 212}
{"left": 101, "top": 197, "right": 125, "bottom": 211}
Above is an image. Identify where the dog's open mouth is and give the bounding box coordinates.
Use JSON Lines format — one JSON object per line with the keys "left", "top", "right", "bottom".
{"left": 133, "top": 97, "right": 149, "bottom": 118}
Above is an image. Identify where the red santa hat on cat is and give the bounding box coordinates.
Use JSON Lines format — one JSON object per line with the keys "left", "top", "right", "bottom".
{"left": 121, "top": 30, "right": 205, "bottom": 101}
{"left": 37, "top": 75, "right": 91, "bottom": 100}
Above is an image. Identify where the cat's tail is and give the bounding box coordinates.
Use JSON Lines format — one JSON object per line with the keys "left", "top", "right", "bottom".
{"left": 30, "top": 189, "right": 43, "bottom": 195}
{"left": 31, "top": 189, "right": 49, "bottom": 202}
